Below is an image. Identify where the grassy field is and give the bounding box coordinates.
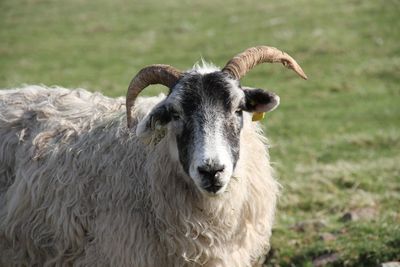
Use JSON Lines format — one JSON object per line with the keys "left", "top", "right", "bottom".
{"left": 1, "top": 0, "right": 399, "bottom": 266}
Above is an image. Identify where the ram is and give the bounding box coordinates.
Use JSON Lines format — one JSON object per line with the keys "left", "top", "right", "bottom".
{"left": 0, "top": 46, "right": 306, "bottom": 267}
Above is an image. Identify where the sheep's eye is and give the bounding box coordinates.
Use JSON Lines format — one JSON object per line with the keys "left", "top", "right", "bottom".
{"left": 235, "top": 109, "right": 243, "bottom": 116}
{"left": 171, "top": 112, "right": 181, "bottom": 121}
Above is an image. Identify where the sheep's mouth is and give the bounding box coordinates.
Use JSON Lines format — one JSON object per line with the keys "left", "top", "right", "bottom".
{"left": 198, "top": 180, "right": 227, "bottom": 196}
{"left": 202, "top": 183, "right": 223, "bottom": 194}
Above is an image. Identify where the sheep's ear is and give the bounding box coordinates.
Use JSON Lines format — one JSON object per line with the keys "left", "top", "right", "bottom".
{"left": 136, "top": 103, "right": 174, "bottom": 138}
{"left": 242, "top": 87, "right": 280, "bottom": 113}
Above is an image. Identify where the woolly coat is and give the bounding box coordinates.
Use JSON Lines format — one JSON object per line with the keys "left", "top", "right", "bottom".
{"left": 0, "top": 85, "right": 279, "bottom": 267}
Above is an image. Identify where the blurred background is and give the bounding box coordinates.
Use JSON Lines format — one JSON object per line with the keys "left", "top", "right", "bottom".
{"left": 1, "top": 0, "right": 399, "bottom": 265}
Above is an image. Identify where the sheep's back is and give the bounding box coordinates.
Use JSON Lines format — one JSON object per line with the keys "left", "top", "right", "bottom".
{"left": 0, "top": 85, "right": 126, "bottom": 192}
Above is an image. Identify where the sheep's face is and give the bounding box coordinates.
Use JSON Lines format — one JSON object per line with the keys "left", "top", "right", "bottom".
{"left": 137, "top": 70, "right": 279, "bottom": 196}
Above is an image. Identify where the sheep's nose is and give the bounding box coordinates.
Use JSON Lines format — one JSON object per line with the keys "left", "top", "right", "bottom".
{"left": 197, "top": 163, "right": 225, "bottom": 181}
{"left": 197, "top": 162, "right": 226, "bottom": 193}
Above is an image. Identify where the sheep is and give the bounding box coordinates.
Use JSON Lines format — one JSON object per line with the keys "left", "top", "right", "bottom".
{"left": 0, "top": 46, "right": 307, "bottom": 267}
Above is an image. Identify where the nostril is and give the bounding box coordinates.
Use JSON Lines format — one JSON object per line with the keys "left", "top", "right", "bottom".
{"left": 213, "top": 163, "right": 225, "bottom": 173}
{"left": 197, "top": 166, "right": 208, "bottom": 175}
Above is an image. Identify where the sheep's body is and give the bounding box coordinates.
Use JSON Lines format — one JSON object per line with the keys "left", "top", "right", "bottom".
{"left": 0, "top": 85, "right": 279, "bottom": 266}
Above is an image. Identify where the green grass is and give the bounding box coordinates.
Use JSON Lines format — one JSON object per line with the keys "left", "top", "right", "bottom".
{"left": 1, "top": 0, "right": 399, "bottom": 265}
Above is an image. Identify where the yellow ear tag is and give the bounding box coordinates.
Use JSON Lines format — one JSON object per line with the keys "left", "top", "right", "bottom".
{"left": 252, "top": 112, "right": 265, "bottom": 121}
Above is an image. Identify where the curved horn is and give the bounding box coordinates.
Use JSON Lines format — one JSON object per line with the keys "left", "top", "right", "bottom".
{"left": 126, "top": 64, "right": 182, "bottom": 128}
{"left": 222, "top": 46, "right": 308, "bottom": 80}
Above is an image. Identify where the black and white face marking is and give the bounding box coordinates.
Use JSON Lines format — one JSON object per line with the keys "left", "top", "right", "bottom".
{"left": 173, "top": 72, "right": 244, "bottom": 196}
{"left": 136, "top": 67, "right": 280, "bottom": 196}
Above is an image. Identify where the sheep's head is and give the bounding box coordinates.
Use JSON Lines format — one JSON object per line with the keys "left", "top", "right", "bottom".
{"left": 127, "top": 46, "right": 307, "bottom": 196}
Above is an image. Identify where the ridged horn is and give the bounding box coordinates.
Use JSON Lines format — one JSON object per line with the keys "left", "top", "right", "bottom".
{"left": 126, "top": 64, "right": 182, "bottom": 128}
{"left": 222, "top": 46, "right": 308, "bottom": 80}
